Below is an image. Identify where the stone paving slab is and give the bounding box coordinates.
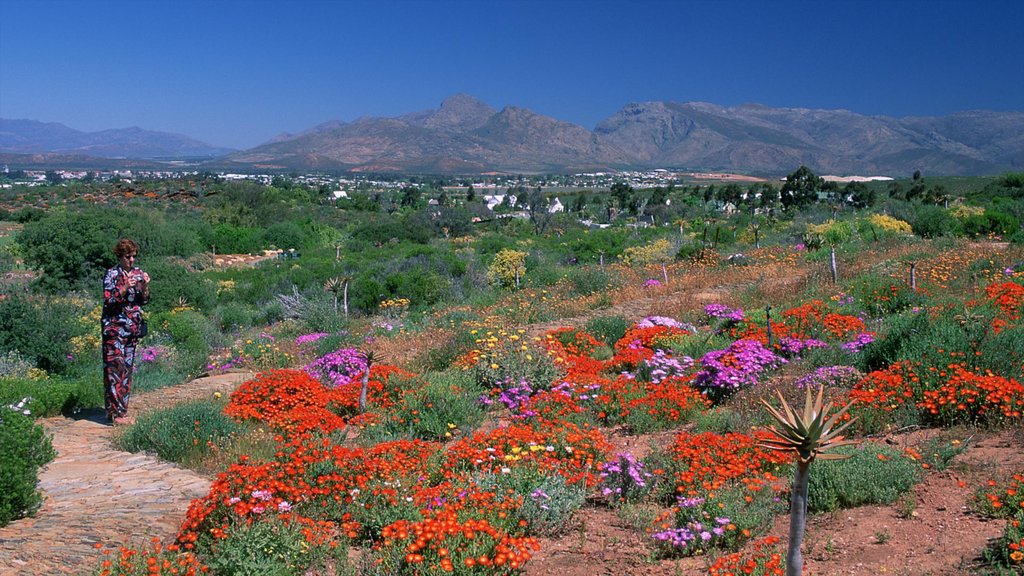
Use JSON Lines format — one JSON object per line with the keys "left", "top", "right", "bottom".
{"left": 0, "top": 371, "right": 252, "bottom": 576}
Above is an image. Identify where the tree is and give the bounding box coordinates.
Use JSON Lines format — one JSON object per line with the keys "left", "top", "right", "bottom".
{"left": 465, "top": 184, "right": 475, "bottom": 202}
{"left": 399, "top": 186, "right": 422, "bottom": 208}
{"left": 526, "top": 188, "right": 553, "bottom": 234}
{"left": 609, "top": 182, "right": 634, "bottom": 214}
{"left": 572, "top": 191, "right": 589, "bottom": 213}
{"left": 44, "top": 170, "right": 63, "bottom": 184}
{"left": 780, "top": 166, "right": 823, "bottom": 209}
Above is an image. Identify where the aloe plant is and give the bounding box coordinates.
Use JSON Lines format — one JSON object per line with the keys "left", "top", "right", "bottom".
{"left": 323, "top": 276, "right": 350, "bottom": 317}
{"left": 358, "top": 349, "right": 379, "bottom": 413}
{"left": 760, "top": 386, "right": 858, "bottom": 576}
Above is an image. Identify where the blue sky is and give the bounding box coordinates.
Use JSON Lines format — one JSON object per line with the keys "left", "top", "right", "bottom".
{"left": 1, "top": 0, "right": 1022, "bottom": 149}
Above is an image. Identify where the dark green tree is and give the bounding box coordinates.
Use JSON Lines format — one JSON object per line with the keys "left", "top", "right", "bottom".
{"left": 780, "top": 166, "right": 823, "bottom": 209}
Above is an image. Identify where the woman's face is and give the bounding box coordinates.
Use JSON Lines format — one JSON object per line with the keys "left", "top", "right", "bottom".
{"left": 118, "top": 251, "right": 137, "bottom": 270}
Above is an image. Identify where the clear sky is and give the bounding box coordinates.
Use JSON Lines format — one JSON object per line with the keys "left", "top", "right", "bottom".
{"left": 1, "top": 0, "right": 1022, "bottom": 150}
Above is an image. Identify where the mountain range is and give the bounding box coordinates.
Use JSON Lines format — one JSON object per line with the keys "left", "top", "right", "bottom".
{"left": 0, "top": 119, "right": 233, "bottom": 159}
{"left": 4, "top": 94, "right": 1023, "bottom": 176}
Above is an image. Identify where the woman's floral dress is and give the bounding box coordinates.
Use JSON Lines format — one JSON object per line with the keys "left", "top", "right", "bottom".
{"left": 101, "top": 265, "right": 149, "bottom": 420}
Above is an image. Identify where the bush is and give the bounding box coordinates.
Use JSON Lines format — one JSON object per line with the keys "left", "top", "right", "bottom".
{"left": 156, "top": 309, "right": 221, "bottom": 362}
{"left": 0, "top": 376, "right": 102, "bottom": 417}
{"left": 585, "top": 315, "right": 631, "bottom": 348}
{"left": 146, "top": 258, "right": 217, "bottom": 314}
{"left": 116, "top": 400, "right": 242, "bottom": 465}
{"left": 693, "top": 407, "right": 746, "bottom": 434}
{"left": 214, "top": 302, "right": 255, "bottom": 333}
{"left": 0, "top": 409, "right": 56, "bottom": 526}
{"left": 364, "top": 372, "right": 485, "bottom": 443}
{"left": 17, "top": 205, "right": 203, "bottom": 292}
{"left": 808, "top": 443, "right": 920, "bottom": 513}
{"left": 475, "top": 466, "right": 585, "bottom": 536}
{"left": 201, "top": 513, "right": 348, "bottom": 576}
{"left": 565, "top": 266, "right": 612, "bottom": 296}
{"left": 908, "top": 205, "right": 962, "bottom": 238}
{"left": 0, "top": 294, "right": 79, "bottom": 373}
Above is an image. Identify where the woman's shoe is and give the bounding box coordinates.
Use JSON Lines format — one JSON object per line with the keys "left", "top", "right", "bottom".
{"left": 112, "top": 415, "right": 136, "bottom": 425}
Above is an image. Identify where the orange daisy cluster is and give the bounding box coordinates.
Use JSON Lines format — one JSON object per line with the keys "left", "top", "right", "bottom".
{"left": 920, "top": 366, "right": 1024, "bottom": 424}
{"left": 543, "top": 327, "right": 605, "bottom": 359}
{"left": 626, "top": 377, "right": 710, "bottom": 424}
{"left": 978, "top": 474, "right": 1024, "bottom": 518}
{"left": 986, "top": 281, "right": 1024, "bottom": 320}
{"left": 706, "top": 535, "right": 785, "bottom": 576}
{"left": 178, "top": 434, "right": 438, "bottom": 547}
{"left": 822, "top": 312, "right": 868, "bottom": 340}
{"left": 610, "top": 325, "right": 689, "bottom": 369}
{"left": 375, "top": 510, "right": 540, "bottom": 574}
{"left": 93, "top": 537, "right": 208, "bottom": 576}
{"left": 224, "top": 369, "right": 346, "bottom": 434}
{"left": 847, "top": 362, "right": 919, "bottom": 412}
{"left": 669, "top": 431, "right": 791, "bottom": 496}
{"left": 975, "top": 473, "right": 1024, "bottom": 566}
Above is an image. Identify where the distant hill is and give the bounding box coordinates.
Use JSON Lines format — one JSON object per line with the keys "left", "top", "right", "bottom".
{"left": 215, "top": 96, "right": 1023, "bottom": 176}
{"left": 213, "top": 94, "right": 633, "bottom": 174}
{"left": 594, "top": 102, "right": 1024, "bottom": 176}
{"left": 0, "top": 119, "right": 233, "bottom": 159}
{"left": 5, "top": 96, "right": 1023, "bottom": 175}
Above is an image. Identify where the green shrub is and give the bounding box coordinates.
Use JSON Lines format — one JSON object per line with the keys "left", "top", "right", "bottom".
{"left": 909, "top": 205, "right": 962, "bottom": 238}
{"left": 363, "top": 372, "right": 485, "bottom": 443}
{"left": 0, "top": 409, "right": 56, "bottom": 526}
{"left": 808, "top": 443, "right": 920, "bottom": 513}
{"left": 565, "top": 266, "right": 612, "bottom": 296}
{"left": 475, "top": 466, "right": 585, "bottom": 536}
{"left": 116, "top": 400, "right": 242, "bottom": 465}
{"left": 155, "top": 309, "right": 221, "bottom": 364}
{"left": 847, "top": 273, "right": 925, "bottom": 317}
{"left": 146, "top": 259, "right": 217, "bottom": 314}
{"left": 667, "top": 332, "right": 733, "bottom": 361}
{"left": 0, "top": 376, "right": 102, "bottom": 417}
{"left": 132, "top": 359, "right": 187, "bottom": 393}
{"left": 585, "top": 315, "right": 631, "bottom": 348}
{"left": 692, "top": 407, "right": 745, "bottom": 434}
{"left": 17, "top": 205, "right": 202, "bottom": 292}
{"left": 0, "top": 294, "right": 79, "bottom": 373}
{"left": 202, "top": 513, "right": 348, "bottom": 576}
{"left": 214, "top": 302, "right": 255, "bottom": 333}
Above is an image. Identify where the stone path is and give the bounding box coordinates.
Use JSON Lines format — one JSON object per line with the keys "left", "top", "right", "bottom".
{"left": 0, "top": 371, "right": 252, "bottom": 576}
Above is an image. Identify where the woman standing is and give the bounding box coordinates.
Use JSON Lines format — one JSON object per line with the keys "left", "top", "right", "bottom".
{"left": 101, "top": 239, "right": 150, "bottom": 425}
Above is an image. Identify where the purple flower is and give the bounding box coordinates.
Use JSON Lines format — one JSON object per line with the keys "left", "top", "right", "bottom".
{"left": 303, "top": 347, "right": 368, "bottom": 388}
{"left": 841, "top": 332, "right": 875, "bottom": 353}
{"left": 694, "top": 339, "right": 786, "bottom": 398}
{"left": 704, "top": 303, "right": 745, "bottom": 323}
{"left": 637, "top": 316, "right": 697, "bottom": 333}
{"left": 599, "top": 453, "right": 652, "bottom": 499}
{"left": 643, "top": 278, "right": 662, "bottom": 288}
{"left": 794, "top": 365, "right": 864, "bottom": 390}
{"left": 778, "top": 337, "right": 828, "bottom": 358}
{"left": 643, "top": 349, "right": 694, "bottom": 383}
{"left": 295, "top": 332, "right": 329, "bottom": 346}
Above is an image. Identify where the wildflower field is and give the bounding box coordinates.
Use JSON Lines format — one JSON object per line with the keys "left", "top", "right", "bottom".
{"left": 2, "top": 172, "right": 1024, "bottom": 575}
{"left": 82, "top": 238, "right": 1024, "bottom": 576}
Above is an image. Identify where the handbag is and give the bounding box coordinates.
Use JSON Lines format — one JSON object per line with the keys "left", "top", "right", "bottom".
{"left": 137, "top": 319, "right": 149, "bottom": 338}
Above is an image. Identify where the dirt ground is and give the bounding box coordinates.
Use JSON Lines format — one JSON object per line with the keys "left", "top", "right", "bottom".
{"left": 522, "top": 428, "right": 1024, "bottom": 576}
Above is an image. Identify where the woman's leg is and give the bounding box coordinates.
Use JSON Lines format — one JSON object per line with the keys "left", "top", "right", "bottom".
{"left": 103, "top": 334, "right": 132, "bottom": 420}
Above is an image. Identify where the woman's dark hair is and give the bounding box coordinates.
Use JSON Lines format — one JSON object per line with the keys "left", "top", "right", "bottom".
{"left": 113, "top": 238, "right": 139, "bottom": 258}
